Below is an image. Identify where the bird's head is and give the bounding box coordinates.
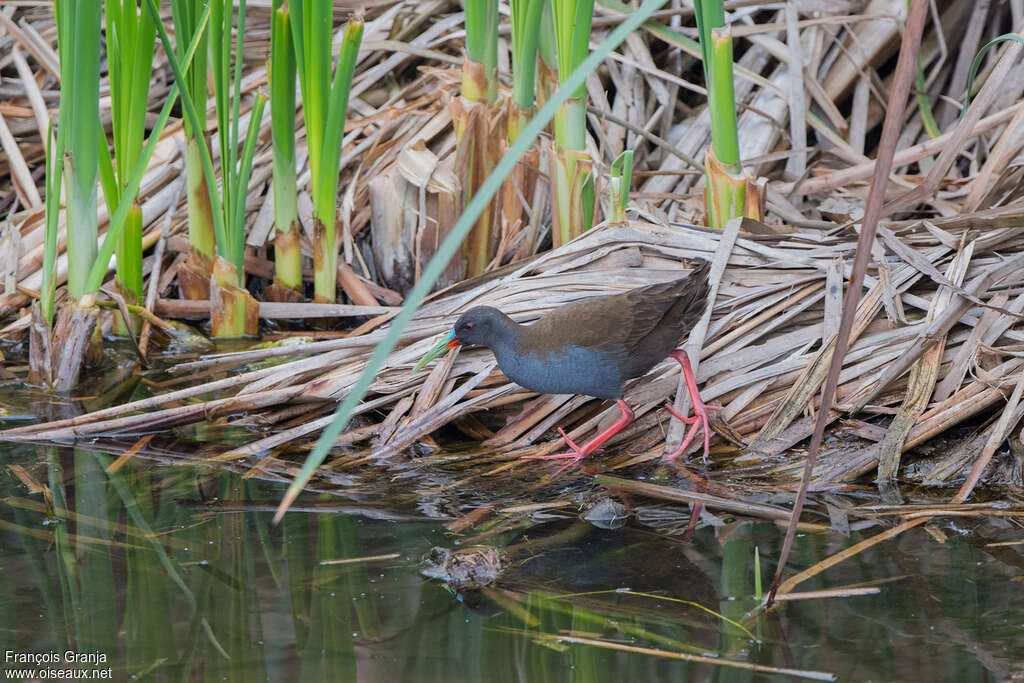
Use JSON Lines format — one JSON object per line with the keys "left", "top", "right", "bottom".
{"left": 413, "top": 306, "right": 505, "bottom": 372}
{"left": 451, "top": 306, "right": 503, "bottom": 347}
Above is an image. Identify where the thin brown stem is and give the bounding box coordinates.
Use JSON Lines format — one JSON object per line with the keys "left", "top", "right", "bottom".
{"left": 766, "top": 0, "right": 931, "bottom": 607}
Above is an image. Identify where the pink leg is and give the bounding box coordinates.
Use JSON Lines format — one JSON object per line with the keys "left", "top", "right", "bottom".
{"left": 522, "top": 400, "right": 634, "bottom": 475}
{"left": 680, "top": 502, "right": 703, "bottom": 542}
{"left": 663, "top": 350, "right": 720, "bottom": 462}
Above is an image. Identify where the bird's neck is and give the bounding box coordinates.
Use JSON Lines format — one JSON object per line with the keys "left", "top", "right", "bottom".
{"left": 484, "top": 314, "right": 525, "bottom": 366}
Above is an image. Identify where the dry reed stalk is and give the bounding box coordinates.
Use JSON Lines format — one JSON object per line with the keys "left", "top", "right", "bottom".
{"left": 875, "top": 242, "right": 972, "bottom": 480}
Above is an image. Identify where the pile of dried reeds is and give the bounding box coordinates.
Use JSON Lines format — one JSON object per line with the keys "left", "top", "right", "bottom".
{"left": 2, "top": 2, "right": 1024, "bottom": 498}
{"left": 6, "top": 209, "right": 1024, "bottom": 492}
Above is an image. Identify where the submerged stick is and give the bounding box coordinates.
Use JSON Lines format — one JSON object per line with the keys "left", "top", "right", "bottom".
{"left": 524, "top": 634, "right": 836, "bottom": 681}
{"left": 593, "top": 475, "right": 792, "bottom": 520}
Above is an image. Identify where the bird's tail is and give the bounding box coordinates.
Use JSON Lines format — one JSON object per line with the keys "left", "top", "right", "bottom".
{"left": 687, "top": 259, "right": 711, "bottom": 300}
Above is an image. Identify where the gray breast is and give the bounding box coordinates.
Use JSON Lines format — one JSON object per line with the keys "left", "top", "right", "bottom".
{"left": 495, "top": 345, "right": 626, "bottom": 400}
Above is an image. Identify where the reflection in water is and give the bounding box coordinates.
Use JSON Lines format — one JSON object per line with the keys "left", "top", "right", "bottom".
{"left": 1, "top": 442, "right": 1022, "bottom": 681}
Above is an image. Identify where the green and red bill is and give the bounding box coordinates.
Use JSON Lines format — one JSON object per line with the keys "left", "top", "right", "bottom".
{"left": 412, "top": 329, "right": 460, "bottom": 372}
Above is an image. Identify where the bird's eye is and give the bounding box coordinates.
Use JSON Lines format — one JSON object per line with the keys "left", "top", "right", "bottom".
{"left": 465, "top": 323, "right": 474, "bottom": 330}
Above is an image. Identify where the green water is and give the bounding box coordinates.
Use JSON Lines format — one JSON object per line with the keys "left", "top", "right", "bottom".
{"left": 1, "top": 438, "right": 1022, "bottom": 682}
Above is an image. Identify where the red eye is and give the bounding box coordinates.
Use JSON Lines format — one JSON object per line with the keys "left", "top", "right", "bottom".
{"left": 465, "top": 323, "right": 474, "bottom": 330}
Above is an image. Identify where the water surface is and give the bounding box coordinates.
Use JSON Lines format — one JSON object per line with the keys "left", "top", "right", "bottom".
{"left": 2, "top": 437, "right": 1022, "bottom": 682}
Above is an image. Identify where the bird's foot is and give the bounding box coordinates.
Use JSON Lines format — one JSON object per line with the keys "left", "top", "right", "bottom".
{"left": 663, "top": 400, "right": 722, "bottom": 462}
{"left": 520, "top": 428, "right": 594, "bottom": 475}
{"left": 664, "top": 349, "right": 721, "bottom": 461}
{"left": 521, "top": 400, "right": 634, "bottom": 477}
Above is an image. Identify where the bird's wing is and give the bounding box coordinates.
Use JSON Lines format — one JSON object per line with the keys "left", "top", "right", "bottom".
{"left": 522, "top": 295, "right": 629, "bottom": 354}
{"left": 620, "top": 262, "right": 710, "bottom": 356}
{"left": 620, "top": 279, "right": 687, "bottom": 339}
{"left": 521, "top": 281, "right": 677, "bottom": 355}
{"left": 522, "top": 264, "right": 709, "bottom": 356}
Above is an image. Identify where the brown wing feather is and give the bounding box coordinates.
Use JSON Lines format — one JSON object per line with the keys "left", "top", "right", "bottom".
{"left": 523, "top": 262, "right": 710, "bottom": 366}
{"left": 621, "top": 261, "right": 710, "bottom": 378}
{"left": 522, "top": 293, "right": 634, "bottom": 354}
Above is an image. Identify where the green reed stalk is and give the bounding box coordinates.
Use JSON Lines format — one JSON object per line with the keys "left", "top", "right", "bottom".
{"left": 159, "top": 0, "right": 266, "bottom": 335}
{"left": 211, "top": 0, "right": 265, "bottom": 280}
{"left": 464, "top": 0, "right": 499, "bottom": 103}
{"left": 212, "top": 0, "right": 265, "bottom": 335}
{"left": 269, "top": 0, "right": 301, "bottom": 296}
{"left": 704, "top": 29, "right": 739, "bottom": 172}
{"left": 84, "top": 99, "right": 179, "bottom": 296}
{"left": 85, "top": 5, "right": 208, "bottom": 295}
{"left": 275, "top": 0, "right": 672, "bottom": 523}
{"left": 914, "top": 56, "right": 939, "bottom": 138}
{"left": 455, "top": 0, "right": 499, "bottom": 278}
{"left": 100, "top": 1, "right": 156, "bottom": 330}
{"left": 509, "top": 0, "right": 544, "bottom": 142}
{"left": 704, "top": 26, "right": 744, "bottom": 226}
{"left": 754, "top": 546, "right": 762, "bottom": 600}
{"left": 154, "top": 2, "right": 223, "bottom": 246}
{"left": 290, "top": 4, "right": 363, "bottom": 303}
{"left": 608, "top": 149, "right": 633, "bottom": 223}
{"left": 537, "top": 0, "right": 558, "bottom": 106}
{"left": 502, "top": 0, "right": 545, "bottom": 248}
{"left": 33, "top": 0, "right": 193, "bottom": 387}
{"left": 54, "top": 1, "right": 101, "bottom": 301}
{"left": 41, "top": 124, "right": 63, "bottom": 326}
{"left": 550, "top": 0, "right": 595, "bottom": 247}
{"left": 694, "top": 1, "right": 745, "bottom": 227}
{"left": 169, "top": 0, "right": 215, "bottom": 298}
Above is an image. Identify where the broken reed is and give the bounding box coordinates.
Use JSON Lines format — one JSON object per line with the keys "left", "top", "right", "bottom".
{"left": 268, "top": 0, "right": 301, "bottom": 298}
{"left": 100, "top": 0, "right": 156, "bottom": 332}
{"left": 457, "top": 0, "right": 500, "bottom": 278}
{"left": 290, "top": 4, "right": 363, "bottom": 303}
{"left": 550, "top": 0, "right": 596, "bottom": 248}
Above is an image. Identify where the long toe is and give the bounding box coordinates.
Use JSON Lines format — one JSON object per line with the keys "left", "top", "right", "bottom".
{"left": 551, "top": 455, "right": 585, "bottom": 477}
{"left": 692, "top": 401, "right": 722, "bottom": 461}
{"left": 664, "top": 402, "right": 699, "bottom": 424}
{"left": 668, "top": 349, "right": 723, "bottom": 461}
{"left": 520, "top": 428, "right": 589, "bottom": 462}
{"left": 557, "top": 427, "right": 585, "bottom": 455}
{"left": 664, "top": 403, "right": 722, "bottom": 461}
{"left": 664, "top": 419, "right": 702, "bottom": 462}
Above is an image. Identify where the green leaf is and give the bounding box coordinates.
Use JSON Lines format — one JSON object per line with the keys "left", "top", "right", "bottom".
{"left": 961, "top": 33, "right": 1024, "bottom": 119}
